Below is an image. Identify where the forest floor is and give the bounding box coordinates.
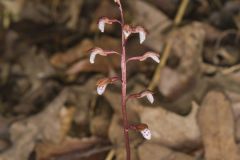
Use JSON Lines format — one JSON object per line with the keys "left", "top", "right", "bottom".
{"left": 0, "top": 0, "right": 240, "bottom": 160}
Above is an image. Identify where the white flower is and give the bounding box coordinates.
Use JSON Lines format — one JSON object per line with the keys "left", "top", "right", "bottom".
{"left": 140, "top": 128, "right": 151, "bottom": 140}
{"left": 140, "top": 52, "right": 160, "bottom": 63}
{"left": 97, "top": 84, "right": 107, "bottom": 95}
{"left": 135, "top": 26, "right": 146, "bottom": 44}
{"left": 146, "top": 93, "right": 154, "bottom": 104}
{"left": 127, "top": 90, "right": 154, "bottom": 104}
{"left": 90, "top": 51, "right": 97, "bottom": 64}
{"left": 89, "top": 47, "right": 105, "bottom": 64}
{"left": 139, "top": 30, "right": 146, "bottom": 44}
{"left": 140, "top": 90, "right": 154, "bottom": 104}
{"left": 96, "top": 77, "right": 119, "bottom": 95}
{"left": 98, "top": 20, "right": 105, "bottom": 32}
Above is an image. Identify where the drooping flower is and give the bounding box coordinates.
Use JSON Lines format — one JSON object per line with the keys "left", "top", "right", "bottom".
{"left": 140, "top": 128, "right": 151, "bottom": 140}
{"left": 135, "top": 26, "right": 147, "bottom": 44}
{"left": 98, "top": 20, "right": 105, "bottom": 32}
{"left": 139, "top": 52, "right": 160, "bottom": 63}
{"left": 134, "top": 123, "right": 151, "bottom": 140}
{"left": 97, "top": 83, "right": 107, "bottom": 95}
{"left": 96, "top": 77, "right": 119, "bottom": 95}
{"left": 123, "top": 24, "right": 132, "bottom": 39}
{"left": 89, "top": 47, "right": 106, "bottom": 64}
{"left": 89, "top": 47, "right": 120, "bottom": 64}
{"left": 127, "top": 90, "right": 154, "bottom": 104}
{"left": 127, "top": 52, "right": 160, "bottom": 64}
{"left": 98, "top": 17, "right": 114, "bottom": 33}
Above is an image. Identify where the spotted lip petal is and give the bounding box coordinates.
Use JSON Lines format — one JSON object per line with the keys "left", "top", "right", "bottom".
{"left": 140, "top": 128, "right": 151, "bottom": 140}
{"left": 97, "top": 84, "right": 107, "bottom": 95}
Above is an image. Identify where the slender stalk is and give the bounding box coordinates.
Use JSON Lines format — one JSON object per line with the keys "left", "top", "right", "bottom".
{"left": 119, "top": 1, "right": 131, "bottom": 160}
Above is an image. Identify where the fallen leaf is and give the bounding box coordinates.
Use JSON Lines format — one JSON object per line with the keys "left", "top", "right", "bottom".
{"left": 129, "top": 0, "right": 172, "bottom": 52}
{"left": 36, "top": 137, "right": 110, "bottom": 160}
{"left": 138, "top": 142, "right": 195, "bottom": 160}
{"left": 50, "top": 39, "right": 94, "bottom": 68}
{"left": 197, "top": 90, "right": 240, "bottom": 160}
{"left": 0, "top": 90, "right": 73, "bottom": 160}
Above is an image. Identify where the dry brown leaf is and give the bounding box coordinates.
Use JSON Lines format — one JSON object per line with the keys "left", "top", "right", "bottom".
{"left": 90, "top": 96, "right": 113, "bottom": 138}
{"left": 66, "top": 58, "right": 110, "bottom": 75}
{"left": 0, "top": 90, "right": 73, "bottom": 160}
{"left": 104, "top": 86, "right": 201, "bottom": 149}
{"left": 135, "top": 101, "right": 200, "bottom": 150}
{"left": 197, "top": 90, "right": 240, "bottom": 160}
{"left": 50, "top": 39, "right": 94, "bottom": 68}
{"left": 66, "top": 36, "right": 121, "bottom": 75}
{"left": 115, "top": 147, "right": 138, "bottom": 160}
{"left": 159, "top": 22, "right": 205, "bottom": 101}
{"left": 138, "top": 142, "right": 195, "bottom": 160}
{"left": 129, "top": 0, "right": 172, "bottom": 52}
{"left": 66, "top": 0, "right": 84, "bottom": 29}
{"left": 36, "top": 137, "right": 107, "bottom": 160}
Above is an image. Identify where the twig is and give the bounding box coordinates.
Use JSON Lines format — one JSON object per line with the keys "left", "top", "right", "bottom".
{"left": 105, "top": 149, "right": 115, "bottom": 160}
{"left": 220, "top": 64, "right": 240, "bottom": 75}
{"left": 173, "top": 0, "right": 189, "bottom": 26}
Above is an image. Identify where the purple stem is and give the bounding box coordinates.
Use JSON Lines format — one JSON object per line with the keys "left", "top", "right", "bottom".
{"left": 119, "top": 1, "right": 131, "bottom": 160}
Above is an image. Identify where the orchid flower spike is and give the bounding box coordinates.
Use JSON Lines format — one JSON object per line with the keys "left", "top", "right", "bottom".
{"left": 128, "top": 90, "right": 154, "bottom": 104}
{"left": 96, "top": 77, "right": 119, "bottom": 95}
{"left": 98, "top": 17, "right": 114, "bottom": 33}
{"left": 135, "top": 26, "right": 147, "bottom": 44}
{"left": 89, "top": 47, "right": 106, "bottom": 64}
{"left": 135, "top": 123, "right": 151, "bottom": 140}
{"left": 140, "top": 52, "right": 160, "bottom": 63}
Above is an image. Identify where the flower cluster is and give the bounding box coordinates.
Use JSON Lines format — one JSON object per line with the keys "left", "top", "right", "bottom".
{"left": 89, "top": 1, "right": 159, "bottom": 159}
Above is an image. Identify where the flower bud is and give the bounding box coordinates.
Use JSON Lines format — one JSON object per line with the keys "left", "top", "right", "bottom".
{"left": 89, "top": 47, "right": 106, "bottom": 64}
{"left": 98, "top": 17, "right": 114, "bottom": 33}
{"left": 96, "top": 77, "right": 119, "bottom": 95}
{"left": 135, "top": 26, "right": 147, "bottom": 44}
{"left": 139, "top": 52, "right": 160, "bottom": 63}
{"left": 135, "top": 123, "right": 151, "bottom": 140}
{"left": 127, "top": 90, "right": 154, "bottom": 104}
